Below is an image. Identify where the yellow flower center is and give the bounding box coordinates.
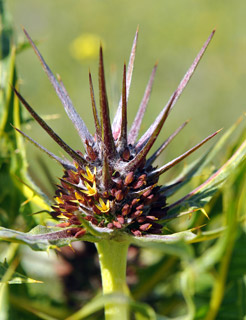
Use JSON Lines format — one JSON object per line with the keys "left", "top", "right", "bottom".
{"left": 82, "top": 181, "right": 97, "bottom": 196}
{"left": 95, "top": 198, "right": 110, "bottom": 213}
{"left": 81, "top": 166, "right": 96, "bottom": 182}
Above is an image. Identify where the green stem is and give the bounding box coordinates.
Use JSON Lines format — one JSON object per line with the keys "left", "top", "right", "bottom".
{"left": 96, "top": 239, "right": 130, "bottom": 320}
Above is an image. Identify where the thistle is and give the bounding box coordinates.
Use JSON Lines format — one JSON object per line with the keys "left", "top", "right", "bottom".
{"left": 8, "top": 27, "right": 246, "bottom": 320}
{"left": 13, "top": 28, "right": 218, "bottom": 238}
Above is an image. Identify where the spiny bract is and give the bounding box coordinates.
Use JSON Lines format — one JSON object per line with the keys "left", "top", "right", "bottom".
{"left": 14, "top": 28, "right": 218, "bottom": 237}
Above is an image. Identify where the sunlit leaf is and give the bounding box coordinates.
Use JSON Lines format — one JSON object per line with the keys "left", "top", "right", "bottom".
{"left": 66, "top": 293, "right": 156, "bottom": 320}
{"left": 163, "top": 116, "right": 245, "bottom": 198}
{"left": 131, "top": 231, "right": 195, "bottom": 260}
{"left": 0, "top": 225, "right": 98, "bottom": 251}
{"left": 167, "top": 139, "right": 246, "bottom": 219}
{"left": 0, "top": 261, "right": 42, "bottom": 284}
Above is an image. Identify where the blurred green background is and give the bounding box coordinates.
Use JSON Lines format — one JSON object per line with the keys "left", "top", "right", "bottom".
{"left": 7, "top": 0, "right": 246, "bottom": 189}
{"left": 1, "top": 1, "right": 246, "bottom": 319}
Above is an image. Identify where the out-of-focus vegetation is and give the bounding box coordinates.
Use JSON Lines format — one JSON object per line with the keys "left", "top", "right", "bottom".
{"left": 1, "top": 0, "right": 246, "bottom": 319}
{"left": 7, "top": 0, "right": 246, "bottom": 184}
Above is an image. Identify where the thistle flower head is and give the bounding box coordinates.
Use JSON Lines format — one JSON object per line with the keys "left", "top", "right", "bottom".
{"left": 14, "top": 28, "right": 219, "bottom": 238}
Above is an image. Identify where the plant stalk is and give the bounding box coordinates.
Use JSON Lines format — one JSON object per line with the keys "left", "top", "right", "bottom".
{"left": 96, "top": 239, "right": 130, "bottom": 320}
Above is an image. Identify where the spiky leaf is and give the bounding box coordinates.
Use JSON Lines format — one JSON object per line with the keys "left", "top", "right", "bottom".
{"left": 0, "top": 226, "right": 98, "bottom": 251}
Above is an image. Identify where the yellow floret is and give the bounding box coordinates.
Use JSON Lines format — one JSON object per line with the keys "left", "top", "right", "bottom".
{"left": 81, "top": 166, "right": 96, "bottom": 182}
{"left": 55, "top": 197, "right": 64, "bottom": 204}
{"left": 95, "top": 198, "right": 110, "bottom": 213}
{"left": 82, "top": 181, "right": 97, "bottom": 196}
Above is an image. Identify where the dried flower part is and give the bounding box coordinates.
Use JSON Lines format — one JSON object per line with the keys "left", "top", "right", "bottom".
{"left": 52, "top": 159, "right": 164, "bottom": 235}
{"left": 14, "top": 28, "right": 218, "bottom": 237}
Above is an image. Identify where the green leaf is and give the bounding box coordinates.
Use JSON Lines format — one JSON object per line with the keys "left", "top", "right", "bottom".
{"left": 188, "top": 162, "right": 246, "bottom": 320}
{"left": 227, "top": 229, "right": 246, "bottom": 282}
{"left": 0, "top": 42, "right": 48, "bottom": 229}
{"left": 0, "top": 225, "right": 98, "bottom": 251}
{"left": 215, "top": 276, "right": 246, "bottom": 320}
{"left": 66, "top": 293, "right": 156, "bottom": 320}
{"left": 0, "top": 282, "right": 9, "bottom": 320}
{"left": 211, "top": 227, "right": 246, "bottom": 320}
{"left": 9, "top": 295, "right": 69, "bottom": 320}
{"left": 167, "top": 139, "right": 246, "bottom": 219}
{"left": 0, "top": 0, "right": 13, "bottom": 60}
{"left": 131, "top": 225, "right": 225, "bottom": 261}
{"left": 164, "top": 116, "right": 244, "bottom": 197}
{"left": 0, "top": 47, "right": 16, "bottom": 133}
{"left": 0, "top": 260, "right": 42, "bottom": 284}
{"left": 131, "top": 231, "right": 195, "bottom": 260}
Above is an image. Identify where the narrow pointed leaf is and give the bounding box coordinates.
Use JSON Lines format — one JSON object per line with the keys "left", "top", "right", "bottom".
{"left": 131, "top": 230, "right": 195, "bottom": 260}
{"left": 112, "top": 27, "right": 139, "bottom": 139}
{"left": 0, "top": 225, "right": 98, "bottom": 251}
{"left": 79, "top": 217, "right": 114, "bottom": 237}
{"left": 99, "top": 46, "right": 116, "bottom": 157}
{"left": 10, "top": 296, "right": 70, "bottom": 320}
{"left": 0, "top": 48, "right": 16, "bottom": 132}
{"left": 23, "top": 28, "right": 94, "bottom": 146}
{"left": 0, "top": 261, "right": 43, "bottom": 284}
{"left": 167, "top": 139, "right": 246, "bottom": 217}
{"left": 89, "top": 71, "right": 101, "bottom": 142}
{"left": 14, "top": 88, "right": 88, "bottom": 167}
{"left": 128, "top": 63, "right": 158, "bottom": 145}
{"left": 126, "top": 93, "right": 177, "bottom": 172}
{"left": 188, "top": 227, "right": 225, "bottom": 244}
{"left": 59, "top": 177, "right": 87, "bottom": 192}
{"left": 137, "top": 30, "right": 215, "bottom": 148}
{"left": 66, "top": 293, "right": 155, "bottom": 320}
{"left": 13, "top": 126, "right": 74, "bottom": 170}
{"left": 132, "top": 226, "right": 224, "bottom": 257}
{"left": 152, "top": 129, "right": 221, "bottom": 177}
{"left": 160, "top": 152, "right": 209, "bottom": 197}
{"left": 161, "top": 116, "right": 243, "bottom": 197}
{"left": 118, "top": 63, "right": 128, "bottom": 150}
{"left": 146, "top": 120, "right": 189, "bottom": 166}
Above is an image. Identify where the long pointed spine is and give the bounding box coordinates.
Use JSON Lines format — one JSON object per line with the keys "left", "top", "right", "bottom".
{"left": 89, "top": 71, "right": 101, "bottom": 143}
{"left": 13, "top": 126, "right": 74, "bottom": 170}
{"left": 146, "top": 120, "right": 189, "bottom": 166}
{"left": 128, "top": 63, "right": 158, "bottom": 145}
{"left": 118, "top": 63, "right": 127, "bottom": 151}
{"left": 112, "top": 27, "right": 139, "bottom": 139}
{"left": 167, "top": 139, "right": 246, "bottom": 211}
{"left": 99, "top": 46, "right": 116, "bottom": 159}
{"left": 102, "top": 152, "right": 111, "bottom": 190}
{"left": 14, "top": 88, "right": 87, "bottom": 167}
{"left": 126, "top": 92, "right": 177, "bottom": 172}
{"left": 136, "top": 30, "right": 215, "bottom": 149}
{"left": 23, "top": 28, "right": 94, "bottom": 147}
{"left": 151, "top": 129, "right": 221, "bottom": 178}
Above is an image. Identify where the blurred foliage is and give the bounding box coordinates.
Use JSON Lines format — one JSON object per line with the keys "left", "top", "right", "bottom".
{"left": 6, "top": 0, "right": 246, "bottom": 185}
{"left": 0, "top": 260, "right": 42, "bottom": 284}
{"left": 0, "top": 0, "right": 246, "bottom": 319}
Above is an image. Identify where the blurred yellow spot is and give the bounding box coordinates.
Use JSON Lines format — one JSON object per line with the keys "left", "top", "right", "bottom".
{"left": 70, "top": 33, "right": 103, "bottom": 60}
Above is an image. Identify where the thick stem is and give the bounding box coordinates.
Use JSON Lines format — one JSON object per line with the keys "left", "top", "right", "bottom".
{"left": 96, "top": 239, "right": 130, "bottom": 320}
